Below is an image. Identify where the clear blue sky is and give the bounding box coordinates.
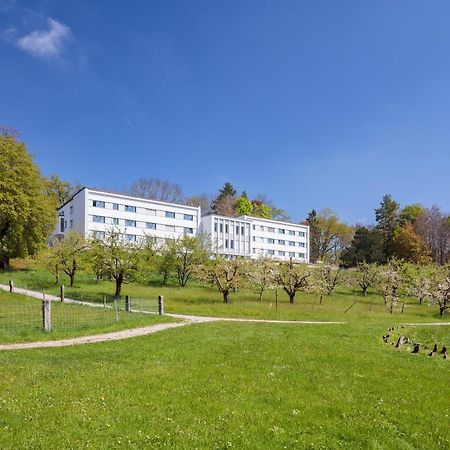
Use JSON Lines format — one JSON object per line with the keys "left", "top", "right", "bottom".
{"left": 1, "top": 1, "right": 449, "bottom": 224}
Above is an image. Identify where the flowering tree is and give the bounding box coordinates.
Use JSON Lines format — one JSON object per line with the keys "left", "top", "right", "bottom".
{"left": 249, "top": 257, "right": 276, "bottom": 302}
{"left": 377, "top": 263, "right": 404, "bottom": 313}
{"left": 429, "top": 272, "right": 450, "bottom": 317}
{"left": 274, "top": 258, "right": 311, "bottom": 304}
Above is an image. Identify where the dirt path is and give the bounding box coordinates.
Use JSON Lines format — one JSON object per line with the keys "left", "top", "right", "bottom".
{"left": 0, "top": 284, "right": 346, "bottom": 351}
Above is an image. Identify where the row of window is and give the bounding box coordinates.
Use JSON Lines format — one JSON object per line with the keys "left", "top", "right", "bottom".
{"left": 92, "top": 227, "right": 193, "bottom": 240}
{"left": 253, "top": 249, "right": 306, "bottom": 258}
{"left": 252, "top": 224, "right": 306, "bottom": 237}
{"left": 252, "top": 237, "right": 306, "bottom": 247}
{"left": 91, "top": 200, "right": 194, "bottom": 221}
{"left": 91, "top": 215, "right": 193, "bottom": 233}
{"left": 214, "top": 222, "right": 248, "bottom": 235}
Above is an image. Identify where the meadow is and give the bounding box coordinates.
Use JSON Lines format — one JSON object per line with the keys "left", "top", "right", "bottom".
{"left": 0, "top": 266, "right": 449, "bottom": 449}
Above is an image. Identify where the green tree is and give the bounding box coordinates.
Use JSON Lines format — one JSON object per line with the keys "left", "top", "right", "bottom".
{"left": 173, "top": 234, "right": 210, "bottom": 287}
{"left": 0, "top": 131, "right": 57, "bottom": 269}
{"left": 274, "top": 259, "right": 311, "bottom": 303}
{"left": 375, "top": 194, "right": 400, "bottom": 259}
{"left": 399, "top": 204, "right": 424, "bottom": 226}
{"left": 252, "top": 200, "right": 273, "bottom": 219}
{"left": 236, "top": 196, "right": 254, "bottom": 216}
{"left": 88, "top": 230, "right": 140, "bottom": 297}
{"left": 157, "top": 239, "right": 177, "bottom": 285}
{"left": 340, "top": 226, "right": 385, "bottom": 267}
{"left": 47, "top": 175, "right": 81, "bottom": 208}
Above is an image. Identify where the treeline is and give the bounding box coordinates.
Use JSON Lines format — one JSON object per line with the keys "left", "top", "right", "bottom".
{"left": 38, "top": 230, "right": 450, "bottom": 317}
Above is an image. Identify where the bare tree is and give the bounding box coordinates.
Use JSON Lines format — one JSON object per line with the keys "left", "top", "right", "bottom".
{"left": 129, "top": 178, "right": 184, "bottom": 203}
{"left": 415, "top": 206, "right": 450, "bottom": 265}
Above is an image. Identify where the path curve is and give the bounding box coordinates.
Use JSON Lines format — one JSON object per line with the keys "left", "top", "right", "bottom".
{"left": 0, "top": 284, "right": 345, "bottom": 351}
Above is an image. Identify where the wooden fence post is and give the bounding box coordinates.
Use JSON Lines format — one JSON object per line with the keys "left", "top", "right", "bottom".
{"left": 42, "top": 292, "right": 51, "bottom": 332}
{"left": 9, "top": 280, "right": 14, "bottom": 293}
{"left": 158, "top": 295, "right": 164, "bottom": 315}
{"left": 60, "top": 285, "right": 65, "bottom": 303}
{"left": 125, "top": 295, "right": 131, "bottom": 312}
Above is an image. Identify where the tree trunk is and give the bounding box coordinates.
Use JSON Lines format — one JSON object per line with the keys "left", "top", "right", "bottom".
{"left": 362, "top": 287, "right": 367, "bottom": 297}
{"left": 0, "top": 256, "right": 10, "bottom": 270}
{"left": 69, "top": 272, "right": 75, "bottom": 287}
{"left": 115, "top": 273, "right": 123, "bottom": 298}
{"left": 222, "top": 290, "right": 230, "bottom": 303}
{"left": 289, "top": 292, "right": 295, "bottom": 304}
{"left": 440, "top": 305, "right": 446, "bottom": 317}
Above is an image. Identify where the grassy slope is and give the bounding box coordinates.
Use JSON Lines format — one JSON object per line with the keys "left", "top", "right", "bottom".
{"left": 0, "top": 322, "right": 449, "bottom": 449}
{"left": 0, "top": 267, "right": 449, "bottom": 449}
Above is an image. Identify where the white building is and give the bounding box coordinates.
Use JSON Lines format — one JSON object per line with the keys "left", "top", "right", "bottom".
{"left": 53, "top": 188, "right": 309, "bottom": 263}
{"left": 53, "top": 188, "right": 201, "bottom": 243}
{"left": 200, "top": 214, "right": 309, "bottom": 263}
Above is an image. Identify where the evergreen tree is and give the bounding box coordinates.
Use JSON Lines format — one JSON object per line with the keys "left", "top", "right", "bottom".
{"left": 375, "top": 194, "right": 400, "bottom": 259}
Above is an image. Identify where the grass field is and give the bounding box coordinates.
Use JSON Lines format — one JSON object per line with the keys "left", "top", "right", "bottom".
{"left": 0, "top": 267, "right": 449, "bottom": 449}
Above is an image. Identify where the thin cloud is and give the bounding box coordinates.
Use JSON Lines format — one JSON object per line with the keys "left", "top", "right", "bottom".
{"left": 17, "top": 17, "right": 71, "bottom": 59}
{"left": 125, "top": 117, "right": 139, "bottom": 131}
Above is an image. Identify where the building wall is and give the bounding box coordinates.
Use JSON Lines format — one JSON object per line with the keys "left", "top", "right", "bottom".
{"left": 52, "top": 188, "right": 201, "bottom": 243}
{"left": 240, "top": 215, "right": 309, "bottom": 263}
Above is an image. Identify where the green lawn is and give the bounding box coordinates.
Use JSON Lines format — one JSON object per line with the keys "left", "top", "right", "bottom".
{"left": 0, "top": 267, "right": 449, "bottom": 449}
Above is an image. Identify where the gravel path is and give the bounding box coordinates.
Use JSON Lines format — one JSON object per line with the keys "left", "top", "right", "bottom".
{"left": 0, "top": 284, "right": 346, "bottom": 351}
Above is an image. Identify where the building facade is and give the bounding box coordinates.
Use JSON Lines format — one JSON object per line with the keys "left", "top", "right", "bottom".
{"left": 199, "top": 214, "right": 309, "bottom": 263}
{"left": 53, "top": 188, "right": 201, "bottom": 243}
{"left": 53, "top": 188, "right": 309, "bottom": 263}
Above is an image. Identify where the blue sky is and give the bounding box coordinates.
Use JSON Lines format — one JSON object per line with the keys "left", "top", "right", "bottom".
{"left": 1, "top": 1, "right": 449, "bottom": 224}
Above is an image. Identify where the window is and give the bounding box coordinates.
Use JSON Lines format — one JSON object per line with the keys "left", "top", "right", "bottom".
{"left": 125, "top": 220, "right": 136, "bottom": 227}
{"left": 252, "top": 224, "right": 256, "bottom": 230}
{"left": 230, "top": 240, "right": 234, "bottom": 249}
{"left": 278, "top": 240, "right": 285, "bottom": 245}
{"left": 220, "top": 223, "right": 223, "bottom": 233}
{"left": 289, "top": 252, "right": 295, "bottom": 257}
{"left": 184, "top": 214, "right": 194, "bottom": 221}
{"left": 278, "top": 228, "right": 285, "bottom": 234}
{"left": 299, "top": 231, "right": 306, "bottom": 237}
{"left": 93, "top": 200, "right": 105, "bottom": 208}
{"left": 184, "top": 227, "right": 193, "bottom": 234}
{"left": 94, "top": 231, "right": 105, "bottom": 239}
{"left": 299, "top": 242, "right": 305, "bottom": 247}
{"left": 93, "top": 215, "right": 105, "bottom": 223}
{"left": 298, "top": 253, "right": 305, "bottom": 258}
{"left": 252, "top": 236, "right": 256, "bottom": 242}
{"left": 60, "top": 217, "right": 65, "bottom": 232}
{"left": 236, "top": 225, "right": 240, "bottom": 234}
{"left": 289, "top": 230, "right": 295, "bottom": 236}
{"left": 278, "top": 251, "right": 285, "bottom": 256}
{"left": 125, "top": 234, "right": 136, "bottom": 242}
{"left": 64, "top": 220, "right": 67, "bottom": 228}
{"left": 70, "top": 205, "right": 74, "bottom": 214}
{"left": 214, "top": 223, "right": 218, "bottom": 232}
{"left": 113, "top": 203, "right": 119, "bottom": 210}
{"left": 166, "top": 225, "right": 175, "bottom": 232}
{"left": 267, "top": 227, "right": 274, "bottom": 232}
{"left": 69, "top": 220, "right": 73, "bottom": 228}
{"left": 289, "top": 241, "right": 295, "bottom": 246}
{"left": 113, "top": 218, "right": 120, "bottom": 225}
{"left": 225, "top": 224, "right": 229, "bottom": 233}
{"left": 146, "top": 222, "right": 156, "bottom": 230}
{"left": 165, "top": 211, "right": 175, "bottom": 218}
{"left": 125, "top": 205, "right": 136, "bottom": 212}
{"left": 267, "top": 249, "right": 275, "bottom": 256}
{"left": 241, "top": 226, "right": 245, "bottom": 235}
{"left": 268, "top": 238, "right": 275, "bottom": 244}
{"left": 225, "top": 239, "right": 229, "bottom": 249}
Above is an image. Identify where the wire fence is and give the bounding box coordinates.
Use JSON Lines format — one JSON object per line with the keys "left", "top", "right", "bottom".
{"left": 0, "top": 291, "right": 163, "bottom": 338}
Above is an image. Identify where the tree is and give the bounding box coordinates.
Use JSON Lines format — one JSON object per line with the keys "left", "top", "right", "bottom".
{"left": 211, "top": 182, "right": 237, "bottom": 217}
{"left": 157, "top": 239, "right": 177, "bottom": 285}
{"left": 196, "top": 258, "right": 243, "bottom": 303}
{"left": 173, "top": 235, "right": 210, "bottom": 287}
{"left": 88, "top": 230, "right": 140, "bottom": 297}
{"left": 251, "top": 200, "right": 273, "bottom": 219}
{"left": 275, "top": 258, "right": 311, "bottom": 303}
{"left": 185, "top": 194, "right": 213, "bottom": 213}
{"left": 236, "top": 196, "right": 254, "bottom": 216}
{"left": 340, "top": 227, "right": 385, "bottom": 267}
{"left": 399, "top": 204, "right": 424, "bottom": 226}
{"left": 414, "top": 206, "right": 450, "bottom": 265}
{"left": 249, "top": 257, "right": 276, "bottom": 302}
{"left": 392, "top": 223, "right": 431, "bottom": 264}
{"left": 0, "top": 131, "right": 57, "bottom": 269}
{"left": 377, "top": 263, "right": 404, "bottom": 313}
{"left": 45, "top": 231, "right": 88, "bottom": 287}
{"left": 311, "top": 265, "right": 341, "bottom": 304}
{"left": 129, "top": 178, "right": 184, "bottom": 203}
{"left": 354, "top": 262, "right": 378, "bottom": 296}
{"left": 429, "top": 271, "right": 450, "bottom": 317}
{"left": 306, "top": 208, "right": 353, "bottom": 263}
{"left": 375, "top": 194, "right": 400, "bottom": 259}
{"left": 46, "top": 175, "right": 81, "bottom": 208}
{"left": 253, "top": 194, "right": 290, "bottom": 221}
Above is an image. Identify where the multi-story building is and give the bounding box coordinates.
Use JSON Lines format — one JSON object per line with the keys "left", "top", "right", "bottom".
{"left": 199, "top": 214, "right": 309, "bottom": 263}
{"left": 53, "top": 188, "right": 201, "bottom": 243}
{"left": 53, "top": 188, "right": 309, "bottom": 263}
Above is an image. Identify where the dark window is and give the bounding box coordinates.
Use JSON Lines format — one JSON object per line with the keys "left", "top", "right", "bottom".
{"left": 165, "top": 211, "right": 175, "bottom": 218}
{"left": 184, "top": 227, "right": 194, "bottom": 234}
{"left": 93, "top": 200, "right": 105, "bottom": 208}
{"left": 125, "top": 205, "right": 136, "bottom": 212}
{"left": 184, "top": 214, "right": 193, "bottom": 221}
{"left": 93, "top": 215, "right": 105, "bottom": 223}
{"left": 146, "top": 222, "right": 156, "bottom": 230}
{"left": 125, "top": 220, "right": 136, "bottom": 227}
{"left": 113, "top": 203, "right": 119, "bottom": 210}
